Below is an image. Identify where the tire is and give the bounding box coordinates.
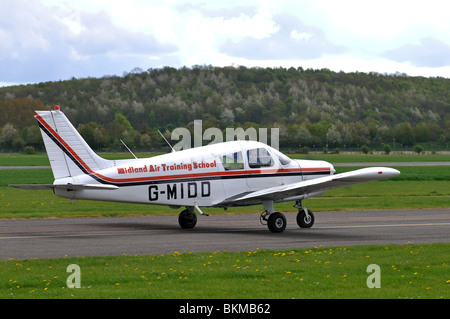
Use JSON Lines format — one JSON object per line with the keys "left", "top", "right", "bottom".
{"left": 297, "top": 209, "right": 314, "bottom": 228}
{"left": 267, "top": 212, "right": 287, "bottom": 233}
{"left": 178, "top": 209, "right": 197, "bottom": 229}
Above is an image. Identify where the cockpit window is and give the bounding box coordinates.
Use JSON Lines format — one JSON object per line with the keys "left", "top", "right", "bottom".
{"left": 247, "top": 148, "right": 274, "bottom": 168}
{"left": 220, "top": 151, "right": 244, "bottom": 170}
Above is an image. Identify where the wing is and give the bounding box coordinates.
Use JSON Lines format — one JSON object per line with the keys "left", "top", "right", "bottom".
{"left": 218, "top": 167, "right": 400, "bottom": 206}
{"left": 9, "top": 184, "right": 118, "bottom": 191}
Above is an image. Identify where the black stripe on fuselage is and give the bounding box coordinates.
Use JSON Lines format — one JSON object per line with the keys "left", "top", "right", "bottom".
{"left": 142, "top": 171, "right": 329, "bottom": 187}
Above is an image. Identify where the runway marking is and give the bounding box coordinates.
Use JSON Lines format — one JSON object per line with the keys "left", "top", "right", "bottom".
{"left": 0, "top": 233, "right": 122, "bottom": 240}
{"left": 0, "top": 222, "right": 449, "bottom": 240}
{"left": 315, "top": 222, "right": 450, "bottom": 229}
{"left": 0, "top": 230, "right": 177, "bottom": 240}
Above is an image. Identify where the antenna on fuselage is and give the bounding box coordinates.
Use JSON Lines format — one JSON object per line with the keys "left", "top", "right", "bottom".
{"left": 120, "top": 139, "right": 138, "bottom": 159}
{"left": 158, "top": 130, "right": 176, "bottom": 153}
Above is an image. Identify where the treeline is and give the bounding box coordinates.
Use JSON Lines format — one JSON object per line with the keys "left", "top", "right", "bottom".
{"left": 0, "top": 65, "right": 449, "bottom": 153}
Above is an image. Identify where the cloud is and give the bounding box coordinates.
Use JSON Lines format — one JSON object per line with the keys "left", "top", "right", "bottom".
{"left": 220, "top": 14, "right": 346, "bottom": 60}
{"left": 0, "top": 0, "right": 177, "bottom": 83}
{"left": 2, "top": 0, "right": 450, "bottom": 84}
{"left": 290, "top": 30, "right": 313, "bottom": 42}
{"left": 69, "top": 11, "right": 176, "bottom": 58}
{"left": 178, "top": 2, "right": 258, "bottom": 21}
{"left": 383, "top": 37, "right": 450, "bottom": 68}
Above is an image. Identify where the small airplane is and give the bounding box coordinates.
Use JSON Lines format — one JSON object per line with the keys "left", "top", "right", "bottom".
{"left": 10, "top": 106, "right": 400, "bottom": 233}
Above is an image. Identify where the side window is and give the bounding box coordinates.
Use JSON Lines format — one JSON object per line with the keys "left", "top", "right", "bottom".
{"left": 220, "top": 151, "right": 244, "bottom": 170}
{"left": 247, "top": 148, "right": 274, "bottom": 168}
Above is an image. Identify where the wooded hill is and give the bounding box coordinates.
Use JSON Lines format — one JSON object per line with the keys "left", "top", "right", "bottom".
{"left": 0, "top": 66, "right": 449, "bottom": 152}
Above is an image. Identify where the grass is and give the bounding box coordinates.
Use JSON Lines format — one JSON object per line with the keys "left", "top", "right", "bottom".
{"left": 0, "top": 154, "right": 50, "bottom": 166}
{"left": 1, "top": 154, "right": 449, "bottom": 300}
{"left": 1, "top": 243, "right": 449, "bottom": 299}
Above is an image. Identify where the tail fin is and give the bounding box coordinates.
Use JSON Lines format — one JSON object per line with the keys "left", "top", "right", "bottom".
{"left": 35, "top": 107, "right": 113, "bottom": 179}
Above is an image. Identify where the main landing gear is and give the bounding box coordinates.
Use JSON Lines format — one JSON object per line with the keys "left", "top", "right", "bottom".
{"left": 260, "top": 200, "right": 315, "bottom": 233}
{"left": 260, "top": 211, "right": 287, "bottom": 233}
{"left": 178, "top": 207, "right": 197, "bottom": 229}
{"left": 178, "top": 204, "right": 208, "bottom": 229}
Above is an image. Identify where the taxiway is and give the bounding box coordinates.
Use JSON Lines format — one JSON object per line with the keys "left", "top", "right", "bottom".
{"left": 0, "top": 208, "right": 449, "bottom": 260}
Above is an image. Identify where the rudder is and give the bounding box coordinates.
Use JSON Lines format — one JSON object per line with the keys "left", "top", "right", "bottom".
{"left": 35, "top": 107, "right": 112, "bottom": 179}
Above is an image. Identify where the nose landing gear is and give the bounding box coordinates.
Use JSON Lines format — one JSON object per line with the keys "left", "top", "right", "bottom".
{"left": 295, "top": 200, "right": 315, "bottom": 228}
{"left": 297, "top": 208, "right": 315, "bottom": 228}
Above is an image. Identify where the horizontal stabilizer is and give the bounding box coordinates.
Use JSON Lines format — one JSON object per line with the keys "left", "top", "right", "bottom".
{"left": 9, "top": 184, "right": 118, "bottom": 191}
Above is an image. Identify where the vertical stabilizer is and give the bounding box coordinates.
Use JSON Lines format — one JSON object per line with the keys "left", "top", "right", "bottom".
{"left": 35, "top": 107, "right": 112, "bottom": 179}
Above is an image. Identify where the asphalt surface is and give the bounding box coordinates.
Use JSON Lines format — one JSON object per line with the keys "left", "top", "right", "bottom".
{"left": 1, "top": 208, "right": 449, "bottom": 260}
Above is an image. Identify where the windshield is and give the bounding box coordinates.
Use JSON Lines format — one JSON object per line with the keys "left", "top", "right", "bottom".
{"left": 271, "top": 148, "right": 292, "bottom": 165}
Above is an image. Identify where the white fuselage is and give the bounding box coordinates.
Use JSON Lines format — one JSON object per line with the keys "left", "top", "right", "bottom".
{"left": 54, "top": 140, "right": 335, "bottom": 208}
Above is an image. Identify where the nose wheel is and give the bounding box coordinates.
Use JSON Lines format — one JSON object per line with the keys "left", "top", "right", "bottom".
{"left": 297, "top": 208, "right": 315, "bottom": 228}
{"left": 295, "top": 200, "right": 315, "bottom": 228}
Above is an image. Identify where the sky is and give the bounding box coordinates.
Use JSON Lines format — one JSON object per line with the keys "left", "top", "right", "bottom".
{"left": 1, "top": 0, "right": 450, "bottom": 87}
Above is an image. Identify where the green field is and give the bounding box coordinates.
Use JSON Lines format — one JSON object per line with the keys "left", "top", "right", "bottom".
{"left": 1, "top": 154, "right": 449, "bottom": 299}
{"left": 1, "top": 244, "right": 449, "bottom": 299}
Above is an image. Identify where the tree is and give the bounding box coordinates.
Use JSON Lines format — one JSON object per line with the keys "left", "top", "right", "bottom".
{"left": 326, "top": 125, "right": 342, "bottom": 148}
{"left": 360, "top": 145, "right": 369, "bottom": 154}
{"left": 110, "top": 112, "right": 134, "bottom": 138}
{"left": 220, "top": 107, "right": 235, "bottom": 126}
{"left": 93, "top": 126, "right": 109, "bottom": 150}
{"left": 351, "top": 123, "right": 370, "bottom": 147}
{"left": 307, "top": 121, "right": 330, "bottom": 147}
{"left": 77, "top": 122, "right": 99, "bottom": 147}
{"left": 23, "top": 125, "right": 43, "bottom": 149}
{"left": 414, "top": 145, "right": 424, "bottom": 154}
{"left": 396, "top": 122, "right": 415, "bottom": 146}
{"left": 0, "top": 123, "right": 18, "bottom": 150}
{"left": 297, "top": 124, "right": 312, "bottom": 148}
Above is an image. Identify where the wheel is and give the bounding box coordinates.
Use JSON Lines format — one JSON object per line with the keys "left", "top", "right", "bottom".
{"left": 296, "top": 208, "right": 314, "bottom": 228}
{"left": 267, "top": 212, "right": 287, "bottom": 233}
{"left": 178, "top": 209, "right": 197, "bottom": 229}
